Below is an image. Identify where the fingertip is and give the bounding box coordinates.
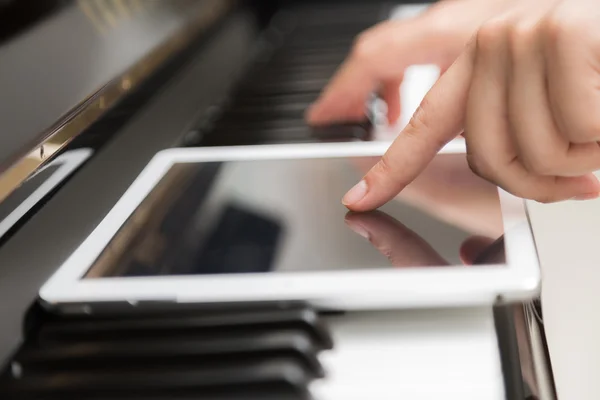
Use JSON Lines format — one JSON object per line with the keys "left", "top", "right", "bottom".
{"left": 342, "top": 180, "right": 368, "bottom": 207}
{"left": 556, "top": 173, "right": 600, "bottom": 201}
{"left": 341, "top": 178, "right": 397, "bottom": 212}
{"left": 585, "top": 172, "right": 600, "bottom": 191}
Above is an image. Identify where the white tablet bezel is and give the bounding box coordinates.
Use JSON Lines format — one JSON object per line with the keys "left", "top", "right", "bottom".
{"left": 39, "top": 141, "right": 540, "bottom": 310}
{"left": 0, "top": 148, "right": 92, "bottom": 240}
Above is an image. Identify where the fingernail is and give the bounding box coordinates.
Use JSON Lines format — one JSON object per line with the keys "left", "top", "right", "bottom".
{"left": 342, "top": 180, "right": 368, "bottom": 206}
{"left": 572, "top": 192, "right": 600, "bottom": 201}
{"left": 345, "top": 220, "right": 370, "bottom": 239}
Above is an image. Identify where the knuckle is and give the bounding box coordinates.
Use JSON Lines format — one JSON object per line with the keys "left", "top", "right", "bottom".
{"left": 407, "top": 99, "right": 433, "bottom": 134}
{"left": 374, "top": 154, "right": 396, "bottom": 177}
{"left": 475, "top": 18, "right": 509, "bottom": 53}
{"left": 521, "top": 152, "right": 560, "bottom": 176}
{"left": 406, "top": 101, "right": 449, "bottom": 151}
{"left": 543, "top": 10, "right": 587, "bottom": 47}
{"left": 351, "top": 24, "right": 386, "bottom": 61}
{"left": 508, "top": 19, "right": 538, "bottom": 54}
{"left": 351, "top": 32, "right": 375, "bottom": 61}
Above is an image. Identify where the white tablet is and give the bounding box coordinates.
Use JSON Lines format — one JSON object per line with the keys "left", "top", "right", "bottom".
{"left": 40, "top": 142, "right": 540, "bottom": 311}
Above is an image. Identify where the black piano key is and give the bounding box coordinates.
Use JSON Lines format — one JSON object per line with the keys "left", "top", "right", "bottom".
{"left": 286, "top": 36, "right": 355, "bottom": 49}
{"left": 256, "top": 68, "right": 338, "bottom": 84}
{"left": 266, "top": 51, "right": 347, "bottom": 67}
{"left": 234, "top": 90, "right": 323, "bottom": 103}
{"left": 240, "top": 78, "right": 330, "bottom": 96}
{"left": 258, "top": 63, "right": 340, "bottom": 78}
{"left": 229, "top": 92, "right": 318, "bottom": 110}
{"left": 273, "top": 45, "right": 351, "bottom": 58}
{"left": 217, "top": 104, "right": 307, "bottom": 121}
{"left": 288, "top": 8, "right": 383, "bottom": 28}
{"left": 37, "top": 308, "right": 334, "bottom": 350}
{"left": 201, "top": 135, "right": 317, "bottom": 146}
{"left": 269, "top": 47, "right": 350, "bottom": 62}
{"left": 15, "top": 330, "right": 324, "bottom": 378}
{"left": 203, "top": 122, "right": 371, "bottom": 147}
{"left": 29, "top": 394, "right": 306, "bottom": 400}
{"left": 213, "top": 117, "right": 307, "bottom": 132}
{"left": 0, "top": 357, "right": 313, "bottom": 398}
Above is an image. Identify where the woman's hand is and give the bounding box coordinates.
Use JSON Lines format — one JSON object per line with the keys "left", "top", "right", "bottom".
{"left": 351, "top": 154, "right": 505, "bottom": 238}
{"left": 306, "top": 0, "right": 534, "bottom": 125}
{"left": 341, "top": 0, "right": 600, "bottom": 209}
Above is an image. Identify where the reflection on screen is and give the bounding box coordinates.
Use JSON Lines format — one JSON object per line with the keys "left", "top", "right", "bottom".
{"left": 85, "top": 155, "right": 506, "bottom": 278}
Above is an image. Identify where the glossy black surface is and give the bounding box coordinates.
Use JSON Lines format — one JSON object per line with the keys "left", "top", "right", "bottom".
{"left": 84, "top": 156, "right": 505, "bottom": 279}
{"left": 0, "top": 0, "right": 215, "bottom": 171}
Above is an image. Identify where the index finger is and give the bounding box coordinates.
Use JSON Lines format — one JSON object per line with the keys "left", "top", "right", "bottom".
{"left": 342, "top": 43, "right": 476, "bottom": 211}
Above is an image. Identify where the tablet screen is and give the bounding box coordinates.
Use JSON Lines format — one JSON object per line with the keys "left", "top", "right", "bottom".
{"left": 84, "top": 154, "right": 506, "bottom": 278}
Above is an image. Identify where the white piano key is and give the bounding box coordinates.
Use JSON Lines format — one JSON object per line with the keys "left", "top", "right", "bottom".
{"left": 312, "top": 308, "right": 505, "bottom": 400}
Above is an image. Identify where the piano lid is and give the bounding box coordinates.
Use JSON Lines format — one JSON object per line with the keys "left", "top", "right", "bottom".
{"left": 0, "top": 0, "right": 234, "bottom": 204}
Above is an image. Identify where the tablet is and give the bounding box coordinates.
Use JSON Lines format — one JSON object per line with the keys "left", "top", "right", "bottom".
{"left": 40, "top": 142, "right": 540, "bottom": 311}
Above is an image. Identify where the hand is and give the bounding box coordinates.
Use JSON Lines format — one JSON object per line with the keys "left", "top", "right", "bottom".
{"left": 351, "top": 154, "right": 505, "bottom": 238}
{"left": 306, "top": 0, "right": 531, "bottom": 125}
{"left": 344, "top": 210, "right": 498, "bottom": 266}
{"left": 342, "top": 0, "right": 600, "bottom": 209}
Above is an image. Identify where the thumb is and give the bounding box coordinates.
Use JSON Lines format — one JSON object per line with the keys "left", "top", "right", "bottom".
{"left": 342, "top": 44, "right": 475, "bottom": 211}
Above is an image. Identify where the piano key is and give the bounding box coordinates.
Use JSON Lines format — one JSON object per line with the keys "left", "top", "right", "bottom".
{"left": 254, "top": 64, "right": 340, "bottom": 82}
{"left": 273, "top": 46, "right": 351, "bottom": 58}
{"left": 0, "top": 357, "right": 314, "bottom": 398}
{"left": 239, "top": 78, "right": 330, "bottom": 96}
{"left": 216, "top": 106, "right": 306, "bottom": 122}
{"left": 33, "top": 395, "right": 306, "bottom": 400}
{"left": 200, "top": 134, "right": 318, "bottom": 147}
{"left": 265, "top": 53, "right": 347, "bottom": 69}
{"left": 204, "top": 122, "right": 372, "bottom": 146}
{"left": 286, "top": 6, "right": 384, "bottom": 27}
{"left": 241, "top": 79, "right": 328, "bottom": 96}
{"left": 229, "top": 92, "right": 318, "bottom": 109}
{"left": 37, "top": 308, "right": 334, "bottom": 350}
{"left": 286, "top": 36, "right": 355, "bottom": 49}
{"left": 15, "top": 330, "right": 325, "bottom": 378}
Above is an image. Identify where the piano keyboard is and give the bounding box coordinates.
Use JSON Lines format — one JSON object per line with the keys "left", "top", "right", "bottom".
{"left": 0, "top": 304, "right": 333, "bottom": 399}
{"left": 182, "top": 4, "right": 390, "bottom": 148}
{"left": 0, "top": 304, "right": 505, "bottom": 400}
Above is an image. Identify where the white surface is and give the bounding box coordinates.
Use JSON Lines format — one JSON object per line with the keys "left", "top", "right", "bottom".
{"left": 313, "top": 308, "right": 504, "bottom": 400}
{"left": 40, "top": 143, "right": 539, "bottom": 310}
{"left": 528, "top": 195, "right": 600, "bottom": 400}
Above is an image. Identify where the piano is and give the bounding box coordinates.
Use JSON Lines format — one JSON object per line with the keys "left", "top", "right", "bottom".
{"left": 0, "top": 1, "right": 554, "bottom": 399}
